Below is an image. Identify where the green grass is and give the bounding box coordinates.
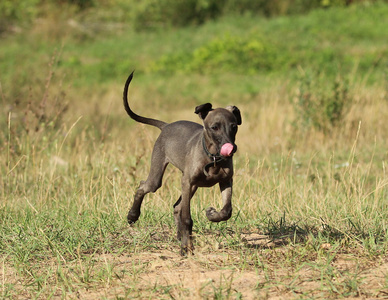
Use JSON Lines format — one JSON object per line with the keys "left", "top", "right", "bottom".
{"left": 1, "top": 2, "right": 388, "bottom": 299}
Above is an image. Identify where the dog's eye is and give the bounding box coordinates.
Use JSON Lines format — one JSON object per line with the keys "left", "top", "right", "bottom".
{"left": 211, "top": 125, "right": 219, "bottom": 131}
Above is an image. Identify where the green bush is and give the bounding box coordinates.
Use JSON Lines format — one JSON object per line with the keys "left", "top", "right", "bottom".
{"left": 122, "top": 0, "right": 384, "bottom": 31}
{"left": 0, "top": 0, "right": 39, "bottom": 32}
{"left": 55, "top": 0, "right": 95, "bottom": 9}
{"left": 0, "top": 0, "right": 95, "bottom": 33}
{"left": 127, "top": 0, "right": 223, "bottom": 30}
{"left": 150, "top": 34, "right": 280, "bottom": 74}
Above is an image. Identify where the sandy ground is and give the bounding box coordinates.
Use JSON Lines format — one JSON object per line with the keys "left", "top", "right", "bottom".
{"left": 2, "top": 233, "right": 388, "bottom": 299}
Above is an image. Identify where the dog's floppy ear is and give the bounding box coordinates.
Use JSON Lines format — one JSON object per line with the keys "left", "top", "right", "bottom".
{"left": 226, "top": 105, "right": 242, "bottom": 125}
{"left": 195, "top": 103, "right": 213, "bottom": 120}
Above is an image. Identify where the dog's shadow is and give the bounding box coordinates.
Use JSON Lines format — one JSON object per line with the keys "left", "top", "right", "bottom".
{"left": 241, "top": 232, "right": 292, "bottom": 249}
{"left": 239, "top": 220, "right": 350, "bottom": 250}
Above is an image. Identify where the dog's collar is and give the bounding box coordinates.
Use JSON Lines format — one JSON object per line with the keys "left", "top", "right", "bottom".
{"left": 202, "top": 136, "right": 225, "bottom": 176}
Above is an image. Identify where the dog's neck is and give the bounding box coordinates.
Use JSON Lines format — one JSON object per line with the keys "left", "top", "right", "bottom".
{"left": 202, "top": 135, "right": 221, "bottom": 158}
{"left": 202, "top": 136, "right": 226, "bottom": 177}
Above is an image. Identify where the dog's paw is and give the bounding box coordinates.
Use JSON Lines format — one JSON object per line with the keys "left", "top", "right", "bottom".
{"left": 180, "top": 244, "right": 195, "bottom": 256}
{"left": 127, "top": 219, "right": 136, "bottom": 225}
{"left": 206, "top": 207, "right": 219, "bottom": 221}
{"left": 127, "top": 212, "right": 139, "bottom": 225}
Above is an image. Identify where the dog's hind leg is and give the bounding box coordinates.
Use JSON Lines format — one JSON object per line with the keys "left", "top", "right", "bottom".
{"left": 127, "top": 143, "right": 168, "bottom": 224}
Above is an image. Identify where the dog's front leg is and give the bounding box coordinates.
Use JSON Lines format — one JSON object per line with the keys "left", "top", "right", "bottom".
{"left": 176, "top": 179, "right": 197, "bottom": 255}
{"left": 206, "top": 180, "right": 233, "bottom": 222}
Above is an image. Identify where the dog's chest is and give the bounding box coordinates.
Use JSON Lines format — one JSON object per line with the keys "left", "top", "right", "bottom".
{"left": 195, "top": 164, "right": 233, "bottom": 187}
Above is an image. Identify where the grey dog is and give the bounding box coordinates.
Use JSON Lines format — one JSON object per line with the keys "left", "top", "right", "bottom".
{"left": 123, "top": 71, "right": 242, "bottom": 255}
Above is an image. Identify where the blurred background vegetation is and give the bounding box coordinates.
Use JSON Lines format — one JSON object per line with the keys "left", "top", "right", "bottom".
{"left": 1, "top": 0, "right": 388, "bottom": 158}
{"left": 1, "top": 0, "right": 386, "bottom": 34}
{"left": 1, "top": 0, "right": 387, "bottom": 149}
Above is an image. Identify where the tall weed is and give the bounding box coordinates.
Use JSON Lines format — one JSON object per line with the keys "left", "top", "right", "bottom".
{"left": 1, "top": 50, "right": 68, "bottom": 155}
{"left": 293, "top": 72, "right": 351, "bottom": 134}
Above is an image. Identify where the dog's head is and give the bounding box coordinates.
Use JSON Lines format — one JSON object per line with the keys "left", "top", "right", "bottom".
{"left": 195, "top": 103, "right": 242, "bottom": 157}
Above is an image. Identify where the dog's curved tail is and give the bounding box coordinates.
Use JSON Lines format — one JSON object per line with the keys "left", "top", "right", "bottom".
{"left": 123, "top": 71, "right": 167, "bottom": 130}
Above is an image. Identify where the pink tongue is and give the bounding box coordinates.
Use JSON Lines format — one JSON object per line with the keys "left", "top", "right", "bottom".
{"left": 220, "top": 143, "right": 234, "bottom": 157}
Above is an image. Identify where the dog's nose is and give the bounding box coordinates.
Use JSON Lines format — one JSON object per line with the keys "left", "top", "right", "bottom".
{"left": 220, "top": 143, "right": 234, "bottom": 157}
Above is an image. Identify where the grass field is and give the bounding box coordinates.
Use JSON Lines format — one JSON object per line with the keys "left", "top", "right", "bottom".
{"left": 1, "top": 2, "right": 388, "bottom": 299}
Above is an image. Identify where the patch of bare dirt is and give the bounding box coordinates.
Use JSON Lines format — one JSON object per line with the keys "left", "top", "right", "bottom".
{"left": 2, "top": 233, "right": 388, "bottom": 299}
{"left": 73, "top": 246, "right": 388, "bottom": 299}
